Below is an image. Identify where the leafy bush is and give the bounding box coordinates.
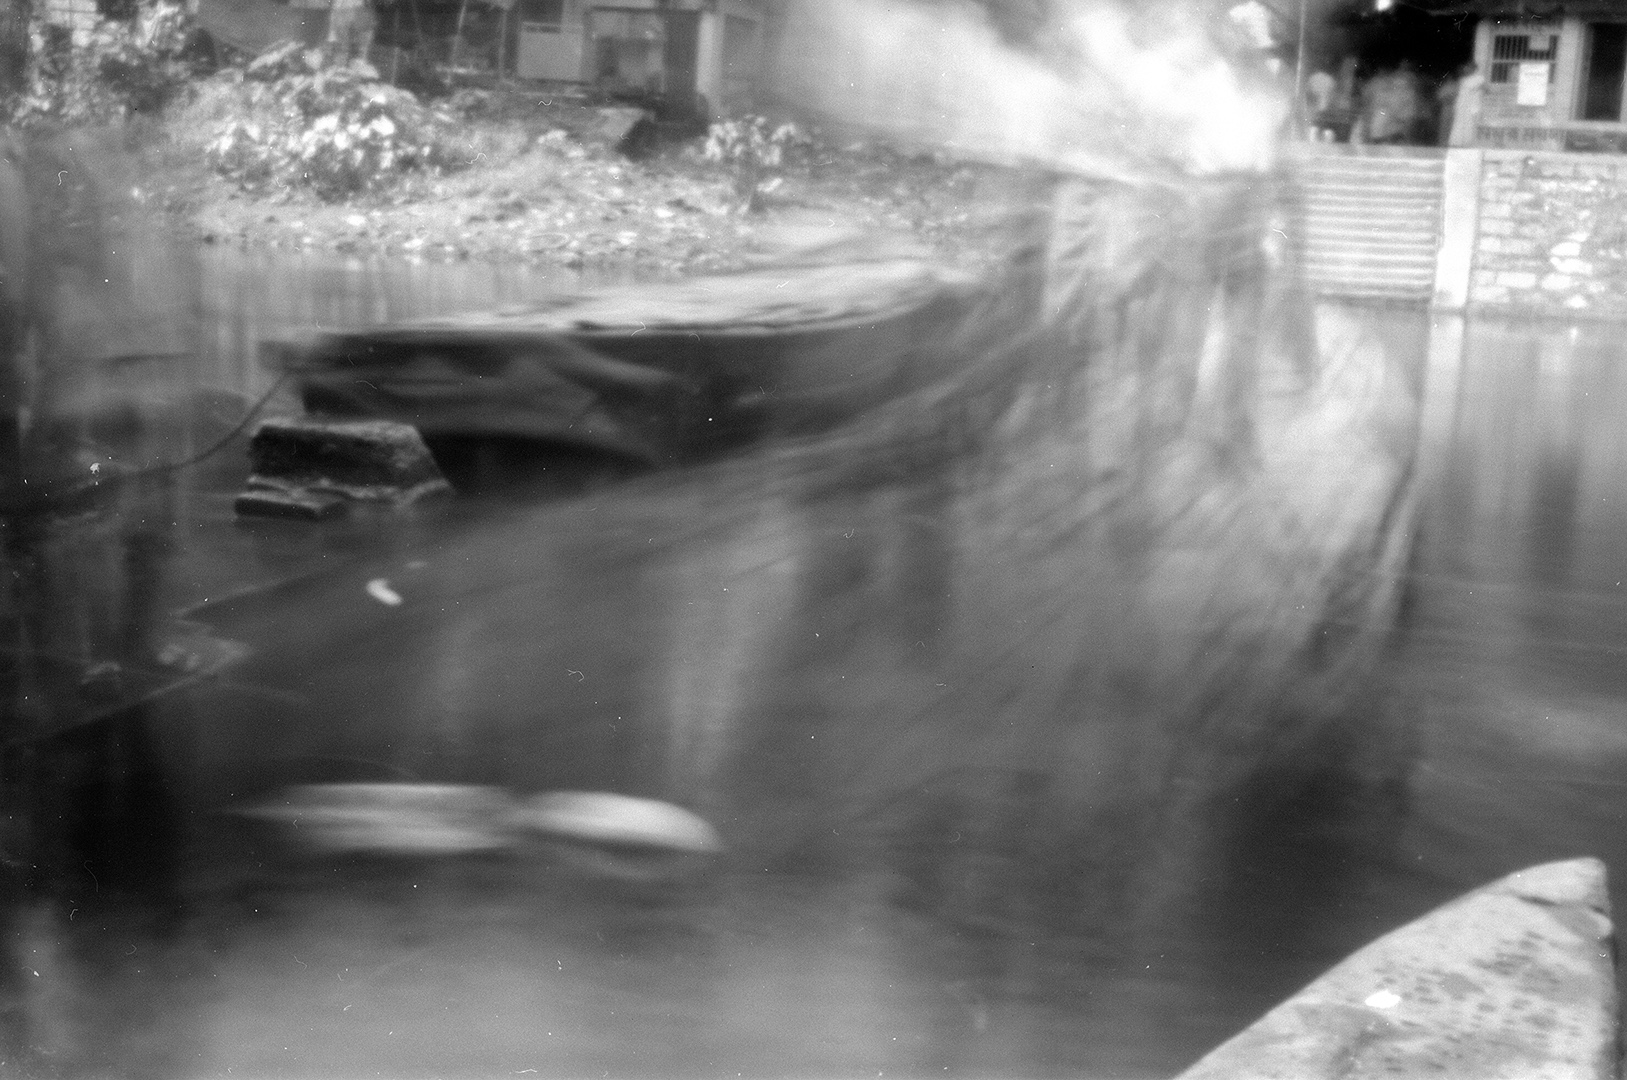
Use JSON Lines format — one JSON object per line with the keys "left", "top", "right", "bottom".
{"left": 12, "top": 1, "right": 196, "bottom": 127}
{"left": 702, "top": 115, "right": 809, "bottom": 211}
{"left": 205, "top": 43, "right": 462, "bottom": 201}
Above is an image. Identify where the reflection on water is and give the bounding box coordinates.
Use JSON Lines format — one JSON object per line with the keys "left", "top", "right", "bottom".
{"left": 13, "top": 251, "right": 1627, "bottom": 1079}
{"left": 1396, "top": 315, "right": 1627, "bottom": 919}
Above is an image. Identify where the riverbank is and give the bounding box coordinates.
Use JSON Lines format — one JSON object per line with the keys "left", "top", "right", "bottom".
{"left": 134, "top": 80, "right": 1002, "bottom": 278}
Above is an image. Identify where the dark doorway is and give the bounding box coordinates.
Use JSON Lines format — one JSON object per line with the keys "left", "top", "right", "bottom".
{"left": 662, "top": 9, "right": 699, "bottom": 117}
{"left": 1581, "top": 23, "right": 1627, "bottom": 121}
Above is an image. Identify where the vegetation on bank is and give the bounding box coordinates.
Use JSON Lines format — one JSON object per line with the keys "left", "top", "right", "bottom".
{"left": 203, "top": 42, "right": 464, "bottom": 201}
{"left": 0, "top": 0, "right": 995, "bottom": 275}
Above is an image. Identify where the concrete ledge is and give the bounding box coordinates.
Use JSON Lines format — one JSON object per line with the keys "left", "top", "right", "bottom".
{"left": 1480, "top": 146, "right": 1627, "bottom": 167}
{"left": 1176, "top": 859, "right": 1620, "bottom": 1080}
{"left": 1433, "top": 148, "right": 1483, "bottom": 311}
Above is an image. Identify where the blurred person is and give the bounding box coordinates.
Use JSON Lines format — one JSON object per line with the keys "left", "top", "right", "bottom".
{"left": 1353, "top": 62, "right": 1424, "bottom": 145}
{"left": 1444, "top": 61, "right": 1482, "bottom": 147}
{"left": 1305, "top": 68, "right": 1337, "bottom": 140}
{"left": 0, "top": 132, "right": 28, "bottom": 490}
{"left": 328, "top": 0, "right": 376, "bottom": 62}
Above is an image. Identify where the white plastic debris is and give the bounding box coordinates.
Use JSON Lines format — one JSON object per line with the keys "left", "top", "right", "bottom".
{"left": 236, "top": 785, "right": 726, "bottom": 868}
{"left": 1362, "top": 989, "right": 1401, "bottom": 1010}
{"left": 366, "top": 578, "right": 403, "bottom": 606}
{"left": 240, "top": 783, "right": 514, "bottom": 854}
{"left": 506, "top": 791, "right": 724, "bottom": 854}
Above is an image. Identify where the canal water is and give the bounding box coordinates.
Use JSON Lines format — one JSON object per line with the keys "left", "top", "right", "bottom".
{"left": 12, "top": 250, "right": 1627, "bottom": 1079}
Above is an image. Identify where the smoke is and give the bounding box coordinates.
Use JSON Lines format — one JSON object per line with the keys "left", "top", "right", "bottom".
{"left": 771, "top": 0, "right": 1289, "bottom": 180}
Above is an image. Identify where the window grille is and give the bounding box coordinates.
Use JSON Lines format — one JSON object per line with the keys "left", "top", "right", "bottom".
{"left": 1489, "top": 33, "right": 1559, "bottom": 83}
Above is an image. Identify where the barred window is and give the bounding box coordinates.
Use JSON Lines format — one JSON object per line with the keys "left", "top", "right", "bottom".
{"left": 1489, "top": 33, "right": 1559, "bottom": 83}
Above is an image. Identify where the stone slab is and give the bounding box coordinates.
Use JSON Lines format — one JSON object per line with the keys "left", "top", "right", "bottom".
{"left": 243, "top": 416, "right": 451, "bottom": 506}
{"left": 1175, "top": 859, "right": 1619, "bottom": 1080}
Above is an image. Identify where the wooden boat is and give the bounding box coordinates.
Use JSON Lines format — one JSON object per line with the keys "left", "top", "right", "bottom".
{"left": 260, "top": 259, "right": 981, "bottom": 468}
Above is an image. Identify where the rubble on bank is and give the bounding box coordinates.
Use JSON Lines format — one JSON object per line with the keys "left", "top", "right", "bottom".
{"left": 141, "top": 75, "right": 995, "bottom": 277}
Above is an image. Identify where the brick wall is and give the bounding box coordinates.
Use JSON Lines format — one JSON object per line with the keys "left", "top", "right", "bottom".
{"left": 1469, "top": 149, "right": 1627, "bottom": 317}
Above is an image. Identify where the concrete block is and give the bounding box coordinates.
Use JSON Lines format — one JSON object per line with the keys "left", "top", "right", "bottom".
{"left": 1480, "top": 218, "right": 1515, "bottom": 236}
{"left": 1553, "top": 258, "right": 1593, "bottom": 276}
{"left": 1542, "top": 273, "right": 1575, "bottom": 292}
{"left": 1481, "top": 201, "right": 1514, "bottom": 219}
{"left": 242, "top": 417, "right": 452, "bottom": 509}
{"left": 1471, "top": 284, "right": 1511, "bottom": 304}
{"left": 1496, "top": 271, "right": 1539, "bottom": 289}
{"left": 1551, "top": 240, "right": 1582, "bottom": 258}
{"left": 1175, "top": 859, "right": 1618, "bottom": 1080}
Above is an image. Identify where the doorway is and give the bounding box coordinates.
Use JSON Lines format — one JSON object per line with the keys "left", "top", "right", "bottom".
{"left": 1580, "top": 22, "right": 1627, "bottom": 122}
{"left": 662, "top": 9, "right": 699, "bottom": 116}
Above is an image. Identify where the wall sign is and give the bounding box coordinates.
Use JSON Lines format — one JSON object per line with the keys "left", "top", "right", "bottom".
{"left": 1517, "top": 62, "right": 1550, "bottom": 106}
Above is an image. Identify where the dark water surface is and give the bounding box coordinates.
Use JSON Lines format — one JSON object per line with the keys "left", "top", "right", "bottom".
{"left": 15, "top": 253, "right": 1627, "bottom": 1079}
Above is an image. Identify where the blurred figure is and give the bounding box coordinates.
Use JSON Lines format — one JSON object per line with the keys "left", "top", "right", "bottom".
{"left": 1353, "top": 62, "right": 1425, "bottom": 145}
{"left": 328, "top": 0, "right": 376, "bottom": 62}
{"left": 0, "top": 132, "right": 27, "bottom": 491}
{"left": 1304, "top": 68, "right": 1337, "bottom": 140}
{"left": 1442, "top": 61, "right": 1482, "bottom": 147}
{"left": 0, "top": 127, "right": 200, "bottom": 1074}
{"left": 771, "top": 0, "right": 1288, "bottom": 181}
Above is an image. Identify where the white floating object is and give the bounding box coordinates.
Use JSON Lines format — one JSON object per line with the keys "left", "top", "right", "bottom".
{"left": 241, "top": 783, "right": 515, "bottom": 855}
{"left": 1363, "top": 989, "right": 1401, "bottom": 1010}
{"left": 366, "top": 578, "right": 403, "bottom": 606}
{"left": 506, "top": 792, "right": 724, "bottom": 854}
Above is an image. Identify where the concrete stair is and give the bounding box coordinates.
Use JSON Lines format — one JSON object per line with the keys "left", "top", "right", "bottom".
{"left": 1176, "top": 859, "right": 1618, "bottom": 1080}
{"left": 1282, "top": 148, "right": 1446, "bottom": 301}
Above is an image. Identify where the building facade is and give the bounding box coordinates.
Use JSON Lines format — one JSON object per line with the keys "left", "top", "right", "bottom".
{"left": 510, "top": 0, "right": 764, "bottom": 117}
{"left": 1462, "top": 1, "right": 1627, "bottom": 152}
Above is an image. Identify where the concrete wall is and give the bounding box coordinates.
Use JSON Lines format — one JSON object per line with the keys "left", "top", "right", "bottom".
{"left": 1458, "top": 147, "right": 1627, "bottom": 317}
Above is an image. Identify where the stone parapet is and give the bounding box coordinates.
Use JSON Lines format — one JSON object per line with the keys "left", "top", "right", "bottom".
{"left": 1297, "top": 144, "right": 1627, "bottom": 315}
{"left": 1465, "top": 148, "right": 1627, "bottom": 317}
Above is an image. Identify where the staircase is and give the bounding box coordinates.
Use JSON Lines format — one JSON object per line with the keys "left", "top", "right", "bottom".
{"left": 1282, "top": 147, "right": 1445, "bottom": 301}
